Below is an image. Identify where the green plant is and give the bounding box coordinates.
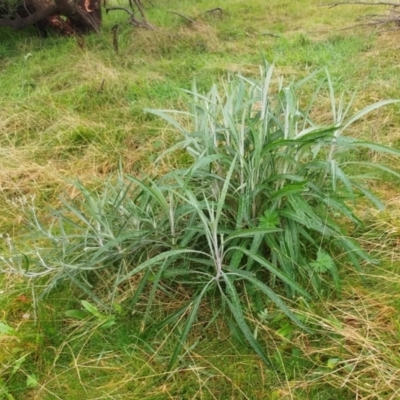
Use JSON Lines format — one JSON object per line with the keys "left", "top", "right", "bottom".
{"left": 0, "top": 321, "right": 39, "bottom": 399}
{"left": 66, "top": 300, "right": 116, "bottom": 328}
{"left": 3, "top": 63, "right": 400, "bottom": 368}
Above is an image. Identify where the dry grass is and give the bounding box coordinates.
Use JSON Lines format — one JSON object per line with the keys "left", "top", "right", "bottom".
{"left": 294, "top": 290, "right": 400, "bottom": 400}
{"left": 242, "top": 281, "right": 400, "bottom": 400}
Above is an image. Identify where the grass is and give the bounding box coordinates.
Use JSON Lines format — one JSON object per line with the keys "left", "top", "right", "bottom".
{"left": 1, "top": 0, "right": 400, "bottom": 399}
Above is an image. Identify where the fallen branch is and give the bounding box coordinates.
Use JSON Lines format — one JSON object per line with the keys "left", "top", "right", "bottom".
{"left": 321, "top": 1, "right": 400, "bottom": 8}
{"left": 320, "top": 1, "right": 400, "bottom": 29}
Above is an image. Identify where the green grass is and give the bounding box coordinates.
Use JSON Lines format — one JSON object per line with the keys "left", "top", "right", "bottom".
{"left": 1, "top": 0, "right": 400, "bottom": 399}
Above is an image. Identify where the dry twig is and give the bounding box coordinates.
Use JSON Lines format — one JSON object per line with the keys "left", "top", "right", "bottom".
{"left": 167, "top": 11, "right": 195, "bottom": 24}
{"left": 111, "top": 24, "right": 119, "bottom": 53}
{"left": 204, "top": 7, "right": 223, "bottom": 17}
{"left": 167, "top": 7, "right": 223, "bottom": 25}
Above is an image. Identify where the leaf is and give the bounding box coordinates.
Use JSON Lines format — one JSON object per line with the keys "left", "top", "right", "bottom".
{"left": 341, "top": 100, "right": 400, "bottom": 133}
{"left": 310, "top": 250, "right": 335, "bottom": 274}
{"left": 113, "top": 303, "right": 123, "bottom": 315}
{"left": 12, "top": 356, "right": 27, "bottom": 375}
{"left": 0, "top": 322, "right": 16, "bottom": 335}
{"left": 327, "top": 358, "right": 340, "bottom": 369}
{"left": 276, "top": 323, "right": 294, "bottom": 338}
{"left": 144, "top": 303, "right": 192, "bottom": 337}
{"left": 344, "top": 160, "right": 400, "bottom": 179}
{"left": 215, "top": 154, "right": 237, "bottom": 224}
{"left": 99, "top": 316, "right": 116, "bottom": 329}
{"left": 259, "top": 210, "right": 280, "bottom": 229}
{"left": 65, "top": 310, "right": 87, "bottom": 320}
{"left": 143, "top": 109, "right": 192, "bottom": 134}
{"left": 168, "top": 283, "right": 212, "bottom": 369}
{"left": 21, "top": 253, "right": 30, "bottom": 273}
{"left": 127, "top": 175, "right": 170, "bottom": 218}
{"left": 118, "top": 249, "right": 204, "bottom": 284}
{"left": 229, "top": 247, "right": 310, "bottom": 298}
{"left": 222, "top": 275, "right": 274, "bottom": 367}
{"left": 246, "top": 232, "right": 266, "bottom": 271}
{"left": 143, "top": 258, "right": 174, "bottom": 328}
{"left": 81, "top": 300, "right": 103, "bottom": 319}
{"left": 26, "top": 374, "right": 39, "bottom": 388}
{"left": 227, "top": 271, "right": 310, "bottom": 331}
{"left": 225, "top": 226, "right": 281, "bottom": 242}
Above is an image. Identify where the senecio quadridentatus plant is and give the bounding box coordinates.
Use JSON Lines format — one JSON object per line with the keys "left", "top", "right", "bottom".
{"left": 2, "top": 63, "right": 400, "bottom": 367}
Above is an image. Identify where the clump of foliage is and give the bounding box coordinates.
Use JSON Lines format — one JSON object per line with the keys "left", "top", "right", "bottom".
{"left": 3, "top": 63, "right": 399, "bottom": 367}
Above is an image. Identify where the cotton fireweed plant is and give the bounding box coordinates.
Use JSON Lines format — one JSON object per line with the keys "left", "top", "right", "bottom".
{"left": 3, "top": 64, "right": 400, "bottom": 367}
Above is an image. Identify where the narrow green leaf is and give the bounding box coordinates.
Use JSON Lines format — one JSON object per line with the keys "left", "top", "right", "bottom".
{"left": 270, "top": 182, "right": 308, "bottom": 203}
{"left": 143, "top": 258, "right": 174, "bottom": 327}
{"left": 81, "top": 300, "right": 103, "bottom": 319}
{"left": 118, "top": 249, "right": 205, "bottom": 284}
{"left": 341, "top": 100, "right": 400, "bottom": 132}
{"left": 144, "top": 303, "right": 192, "bottom": 337}
{"left": 169, "top": 283, "right": 211, "bottom": 369}
{"left": 127, "top": 175, "right": 170, "bottom": 217}
{"left": 12, "top": 356, "right": 27, "bottom": 375}
{"left": 343, "top": 160, "right": 400, "bottom": 179}
{"left": 230, "top": 247, "right": 310, "bottom": 298}
{"left": 222, "top": 275, "right": 273, "bottom": 367}
{"left": 65, "top": 310, "right": 87, "bottom": 320}
{"left": 227, "top": 271, "right": 310, "bottom": 331}
{"left": 143, "top": 109, "right": 192, "bottom": 134}
{"left": 225, "top": 227, "right": 281, "bottom": 243}
{"left": 352, "top": 182, "right": 384, "bottom": 210}
{"left": 215, "top": 154, "right": 237, "bottom": 223}
{"left": 246, "top": 233, "right": 265, "bottom": 271}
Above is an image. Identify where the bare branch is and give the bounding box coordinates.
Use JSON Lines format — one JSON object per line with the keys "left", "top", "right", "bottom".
{"left": 105, "top": 6, "right": 154, "bottom": 29}
{"left": 320, "top": 0, "right": 400, "bottom": 30}
{"left": 339, "top": 15, "right": 400, "bottom": 28}
{"left": 106, "top": 6, "right": 135, "bottom": 17}
{"left": 167, "top": 7, "right": 224, "bottom": 24}
{"left": 75, "top": 8, "right": 100, "bottom": 33}
{"left": 132, "top": 0, "right": 146, "bottom": 20}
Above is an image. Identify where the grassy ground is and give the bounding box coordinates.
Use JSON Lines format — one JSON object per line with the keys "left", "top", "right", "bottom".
{"left": 1, "top": 0, "right": 400, "bottom": 398}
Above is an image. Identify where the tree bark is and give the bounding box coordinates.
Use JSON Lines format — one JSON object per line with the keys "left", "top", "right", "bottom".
{"left": 0, "top": 0, "right": 102, "bottom": 34}
{"left": 0, "top": 4, "right": 58, "bottom": 30}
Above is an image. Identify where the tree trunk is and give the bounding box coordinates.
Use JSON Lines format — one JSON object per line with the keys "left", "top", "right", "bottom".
{"left": 0, "top": 0, "right": 102, "bottom": 34}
